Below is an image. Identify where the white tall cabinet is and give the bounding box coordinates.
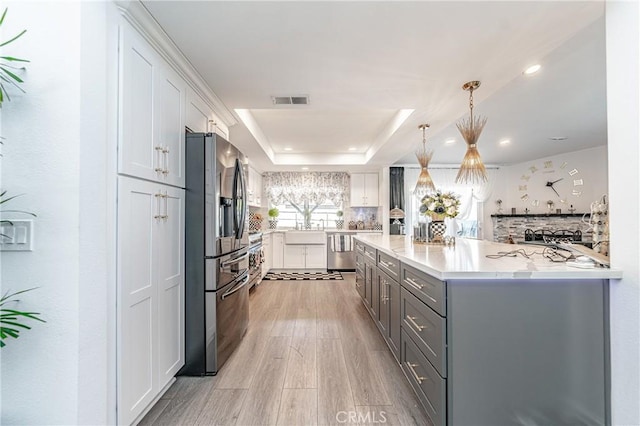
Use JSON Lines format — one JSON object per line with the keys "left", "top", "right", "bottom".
{"left": 117, "top": 19, "right": 186, "bottom": 426}
{"left": 350, "top": 173, "right": 379, "bottom": 206}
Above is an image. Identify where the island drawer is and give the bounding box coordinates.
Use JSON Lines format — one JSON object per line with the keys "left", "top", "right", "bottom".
{"left": 363, "top": 244, "right": 377, "bottom": 263}
{"left": 401, "top": 287, "right": 447, "bottom": 377}
{"left": 355, "top": 252, "right": 364, "bottom": 271}
{"left": 377, "top": 251, "right": 400, "bottom": 281}
{"left": 401, "top": 263, "right": 447, "bottom": 317}
{"left": 401, "top": 329, "right": 446, "bottom": 426}
{"left": 355, "top": 241, "right": 365, "bottom": 254}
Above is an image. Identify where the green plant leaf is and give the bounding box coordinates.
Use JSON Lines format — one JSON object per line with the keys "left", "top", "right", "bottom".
{"left": 0, "top": 66, "right": 23, "bottom": 83}
{"left": 0, "top": 56, "right": 29, "bottom": 63}
{"left": 0, "top": 8, "right": 7, "bottom": 27}
{"left": 0, "top": 73, "right": 25, "bottom": 92}
{"left": 0, "top": 29, "right": 26, "bottom": 48}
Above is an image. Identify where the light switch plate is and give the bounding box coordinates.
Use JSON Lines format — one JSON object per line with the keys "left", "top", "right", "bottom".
{"left": 0, "top": 219, "right": 34, "bottom": 251}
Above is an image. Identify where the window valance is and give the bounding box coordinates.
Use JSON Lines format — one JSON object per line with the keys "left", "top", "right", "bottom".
{"left": 263, "top": 172, "right": 349, "bottom": 206}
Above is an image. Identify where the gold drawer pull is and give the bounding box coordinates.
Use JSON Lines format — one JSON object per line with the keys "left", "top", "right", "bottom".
{"left": 406, "top": 362, "right": 426, "bottom": 385}
{"left": 406, "top": 315, "right": 425, "bottom": 332}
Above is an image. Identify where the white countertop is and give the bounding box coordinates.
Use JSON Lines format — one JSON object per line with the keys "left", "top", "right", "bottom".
{"left": 354, "top": 234, "right": 622, "bottom": 280}
{"left": 262, "top": 229, "right": 383, "bottom": 235}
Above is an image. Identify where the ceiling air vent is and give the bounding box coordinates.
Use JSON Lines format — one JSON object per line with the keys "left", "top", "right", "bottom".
{"left": 271, "top": 95, "right": 309, "bottom": 105}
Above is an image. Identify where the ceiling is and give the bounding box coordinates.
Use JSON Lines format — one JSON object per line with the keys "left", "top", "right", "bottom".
{"left": 142, "top": 1, "right": 607, "bottom": 172}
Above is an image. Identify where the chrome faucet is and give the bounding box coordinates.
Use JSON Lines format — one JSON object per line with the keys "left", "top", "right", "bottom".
{"left": 319, "top": 219, "right": 325, "bottom": 230}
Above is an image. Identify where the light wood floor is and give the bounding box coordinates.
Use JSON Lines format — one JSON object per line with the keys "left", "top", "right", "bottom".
{"left": 140, "top": 274, "right": 430, "bottom": 425}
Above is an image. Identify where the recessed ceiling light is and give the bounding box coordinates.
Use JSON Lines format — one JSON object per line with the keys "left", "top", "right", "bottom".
{"left": 301, "top": 166, "right": 309, "bottom": 170}
{"left": 284, "top": 147, "right": 293, "bottom": 151}
{"left": 524, "top": 64, "right": 541, "bottom": 75}
{"left": 499, "top": 139, "right": 511, "bottom": 146}
{"left": 444, "top": 139, "right": 456, "bottom": 145}
{"left": 348, "top": 147, "right": 357, "bottom": 151}
{"left": 549, "top": 136, "right": 568, "bottom": 141}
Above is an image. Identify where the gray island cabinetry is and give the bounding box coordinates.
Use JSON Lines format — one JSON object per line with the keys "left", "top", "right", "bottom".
{"left": 354, "top": 235, "right": 622, "bottom": 426}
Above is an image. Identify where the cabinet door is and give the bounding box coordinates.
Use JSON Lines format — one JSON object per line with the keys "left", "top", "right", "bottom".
{"left": 284, "top": 245, "right": 306, "bottom": 268}
{"left": 247, "top": 167, "right": 259, "bottom": 206}
{"left": 156, "top": 65, "right": 186, "bottom": 188}
{"left": 364, "top": 173, "right": 379, "bottom": 206}
{"left": 378, "top": 271, "right": 390, "bottom": 336}
{"left": 350, "top": 173, "right": 366, "bottom": 206}
{"left": 119, "top": 24, "right": 160, "bottom": 183}
{"left": 388, "top": 279, "right": 401, "bottom": 361}
{"left": 117, "top": 177, "right": 159, "bottom": 425}
{"left": 272, "top": 233, "right": 284, "bottom": 268}
{"left": 364, "top": 262, "right": 374, "bottom": 312}
{"left": 156, "top": 186, "right": 185, "bottom": 388}
{"left": 305, "top": 245, "right": 327, "bottom": 269}
{"left": 186, "top": 88, "right": 210, "bottom": 133}
{"left": 262, "top": 234, "right": 272, "bottom": 276}
{"left": 355, "top": 267, "right": 366, "bottom": 299}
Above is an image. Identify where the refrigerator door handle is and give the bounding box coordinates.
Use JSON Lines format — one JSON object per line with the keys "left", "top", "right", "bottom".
{"left": 232, "top": 158, "right": 247, "bottom": 240}
{"left": 221, "top": 251, "right": 249, "bottom": 268}
{"left": 221, "top": 273, "right": 250, "bottom": 300}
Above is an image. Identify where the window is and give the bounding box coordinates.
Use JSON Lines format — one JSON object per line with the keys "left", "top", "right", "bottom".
{"left": 275, "top": 201, "right": 342, "bottom": 229}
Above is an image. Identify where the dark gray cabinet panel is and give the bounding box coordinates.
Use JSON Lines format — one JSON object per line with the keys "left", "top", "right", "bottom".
{"left": 401, "top": 263, "right": 446, "bottom": 316}
{"left": 355, "top": 264, "right": 365, "bottom": 299}
{"left": 377, "top": 250, "right": 400, "bottom": 281}
{"left": 388, "top": 274, "right": 401, "bottom": 362}
{"left": 401, "top": 330, "right": 446, "bottom": 426}
{"left": 401, "top": 287, "right": 447, "bottom": 377}
{"left": 363, "top": 244, "right": 377, "bottom": 263}
{"left": 377, "top": 269, "right": 391, "bottom": 336}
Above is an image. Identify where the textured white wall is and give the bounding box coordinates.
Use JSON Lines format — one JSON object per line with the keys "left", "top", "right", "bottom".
{"left": 606, "top": 1, "right": 640, "bottom": 424}
{"left": 0, "top": 2, "right": 113, "bottom": 424}
{"left": 495, "top": 146, "right": 608, "bottom": 214}
{"left": 484, "top": 146, "right": 608, "bottom": 241}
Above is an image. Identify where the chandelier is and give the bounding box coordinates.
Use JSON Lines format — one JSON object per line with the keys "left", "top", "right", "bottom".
{"left": 455, "top": 80, "right": 488, "bottom": 184}
{"left": 413, "top": 123, "right": 436, "bottom": 197}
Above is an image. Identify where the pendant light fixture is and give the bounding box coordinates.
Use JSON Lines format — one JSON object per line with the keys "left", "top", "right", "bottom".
{"left": 455, "top": 80, "right": 488, "bottom": 184}
{"left": 413, "top": 123, "right": 436, "bottom": 197}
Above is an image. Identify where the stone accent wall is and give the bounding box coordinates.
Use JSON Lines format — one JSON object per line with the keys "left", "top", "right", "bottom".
{"left": 492, "top": 214, "right": 593, "bottom": 243}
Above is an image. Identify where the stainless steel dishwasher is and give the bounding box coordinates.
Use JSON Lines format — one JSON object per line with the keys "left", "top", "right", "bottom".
{"left": 326, "top": 232, "right": 355, "bottom": 271}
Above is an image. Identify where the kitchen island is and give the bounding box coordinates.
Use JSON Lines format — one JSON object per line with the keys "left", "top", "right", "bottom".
{"left": 354, "top": 234, "right": 621, "bottom": 426}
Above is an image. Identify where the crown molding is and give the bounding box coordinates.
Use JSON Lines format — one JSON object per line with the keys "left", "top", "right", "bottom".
{"left": 114, "top": 0, "right": 237, "bottom": 127}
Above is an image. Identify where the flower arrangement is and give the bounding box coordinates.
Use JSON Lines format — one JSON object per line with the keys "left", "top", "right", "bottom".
{"left": 419, "top": 191, "right": 460, "bottom": 219}
{"left": 253, "top": 212, "right": 263, "bottom": 222}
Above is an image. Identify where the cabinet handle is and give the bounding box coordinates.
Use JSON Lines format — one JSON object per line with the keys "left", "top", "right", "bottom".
{"left": 405, "top": 362, "right": 426, "bottom": 385}
{"left": 380, "top": 260, "right": 396, "bottom": 272}
{"left": 161, "top": 191, "right": 169, "bottom": 220}
{"left": 405, "top": 315, "right": 425, "bottom": 332}
{"left": 154, "top": 193, "right": 162, "bottom": 220}
{"left": 155, "top": 146, "right": 164, "bottom": 174}
{"left": 162, "top": 146, "right": 170, "bottom": 175}
{"left": 404, "top": 277, "right": 424, "bottom": 290}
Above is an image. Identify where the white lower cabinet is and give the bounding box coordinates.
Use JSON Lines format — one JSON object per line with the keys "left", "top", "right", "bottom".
{"left": 283, "top": 244, "right": 327, "bottom": 269}
{"left": 117, "top": 176, "right": 185, "bottom": 425}
{"left": 272, "top": 232, "right": 284, "bottom": 269}
{"left": 262, "top": 233, "right": 272, "bottom": 277}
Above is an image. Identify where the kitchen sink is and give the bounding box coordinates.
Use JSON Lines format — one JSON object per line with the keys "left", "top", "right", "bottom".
{"left": 285, "top": 230, "right": 326, "bottom": 244}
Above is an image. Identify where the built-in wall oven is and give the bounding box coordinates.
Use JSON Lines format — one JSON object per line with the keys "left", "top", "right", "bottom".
{"left": 248, "top": 232, "right": 263, "bottom": 289}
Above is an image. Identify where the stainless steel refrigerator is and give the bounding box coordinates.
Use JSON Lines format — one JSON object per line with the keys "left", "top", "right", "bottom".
{"left": 182, "top": 132, "right": 250, "bottom": 375}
